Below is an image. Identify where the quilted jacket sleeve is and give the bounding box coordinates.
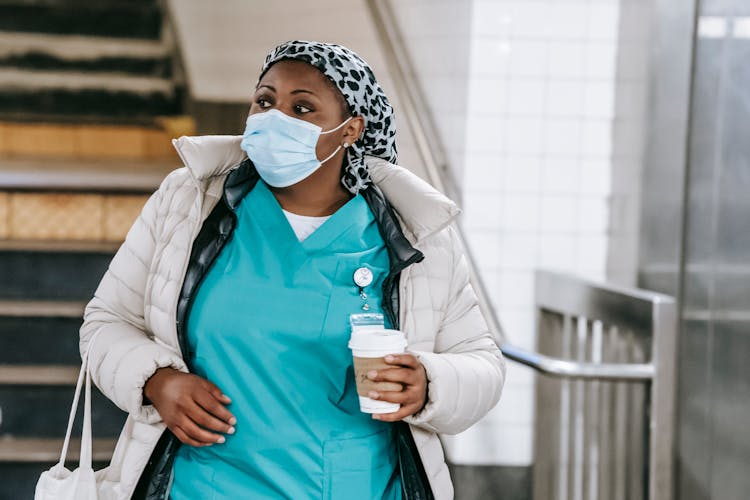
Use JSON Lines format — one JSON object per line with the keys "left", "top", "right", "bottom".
{"left": 79, "top": 172, "right": 188, "bottom": 424}
{"left": 403, "top": 225, "right": 506, "bottom": 435}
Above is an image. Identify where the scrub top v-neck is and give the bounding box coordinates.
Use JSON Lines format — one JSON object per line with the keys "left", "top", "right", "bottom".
{"left": 169, "top": 180, "right": 402, "bottom": 500}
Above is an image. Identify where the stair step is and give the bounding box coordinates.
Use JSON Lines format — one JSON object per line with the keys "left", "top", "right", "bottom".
{"left": 0, "top": 301, "right": 85, "bottom": 368}
{"left": 0, "top": 31, "right": 170, "bottom": 61}
{"left": 0, "top": 191, "right": 149, "bottom": 242}
{"left": 0, "top": 385, "right": 127, "bottom": 436}
{"left": 0, "top": 437, "right": 116, "bottom": 462}
{"left": 0, "top": 53, "right": 172, "bottom": 78}
{"left": 0, "top": 67, "right": 174, "bottom": 94}
{"left": 0, "top": 31, "right": 172, "bottom": 78}
{"left": 0, "top": 86, "right": 182, "bottom": 122}
{"left": 0, "top": 249, "right": 114, "bottom": 300}
{"left": 0, "top": 67, "right": 180, "bottom": 121}
{"left": 0, "top": 300, "right": 85, "bottom": 317}
{"left": 0, "top": 121, "right": 184, "bottom": 160}
{"left": 0, "top": 315, "right": 83, "bottom": 365}
{"left": 0, "top": 365, "right": 78, "bottom": 385}
{"left": 0, "top": 240, "right": 120, "bottom": 253}
{"left": 0, "top": 2, "right": 162, "bottom": 40}
{"left": 0, "top": 157, "right": 175, "bottom": 191}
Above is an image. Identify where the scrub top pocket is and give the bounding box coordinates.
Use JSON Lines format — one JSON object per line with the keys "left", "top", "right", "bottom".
{"left": 322, "top": 428, "right": 401, "bottom": 500}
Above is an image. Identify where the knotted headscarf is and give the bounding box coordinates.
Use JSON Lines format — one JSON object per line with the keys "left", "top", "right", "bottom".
{"left": 258, "top": 40, "right": 397, "bottom": 194}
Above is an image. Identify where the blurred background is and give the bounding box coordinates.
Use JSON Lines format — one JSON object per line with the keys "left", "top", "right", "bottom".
{"left": 0, "top": 0, "right": 747, "bottom": 499}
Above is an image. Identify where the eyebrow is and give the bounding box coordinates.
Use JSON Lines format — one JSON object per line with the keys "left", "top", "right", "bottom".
{"left": 256, "top": 84, "right": 316, "bottom": 96}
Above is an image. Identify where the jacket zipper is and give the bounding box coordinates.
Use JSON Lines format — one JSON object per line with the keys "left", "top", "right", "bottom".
{"left": 171, "top": 181, "right": 203, "bottom": 357}
{"left": 169, "top": 140, "right": 205, "bottom": 358}
{"left": 161, "top": 467, "right": 175, "bottom": 500}
{"left": 154, "top": 145, "right": 202, "bottom": 500}
{"left": 399, "top": 265, "right": 409, "bottom": 332}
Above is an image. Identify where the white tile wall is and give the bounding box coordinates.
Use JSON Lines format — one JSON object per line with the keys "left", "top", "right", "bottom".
{"left": 390, "top": 0, "right": 473, "bottom": 181}
{"left": 450, "top": 0, "right": 621, "bottom": 466}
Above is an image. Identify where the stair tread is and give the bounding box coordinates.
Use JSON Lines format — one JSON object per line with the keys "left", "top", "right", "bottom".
{"left": 0, "top": 365, "right": 79, "bottom": 385}
{"left": 0, "top": 89, "right": 183, "bottom": 121}
{"left": 0, "top": 3, "right": 161, "bottom": 40}
{"left": 0, "top": 156, "right": 175, "bottom": 192}
{"left": 0, "top": 67, "right": 174, "bottom": 94}
{"left": 0, "top": 31, "right": 169, "bottom": 60}
{"left": 0, "top": 300, "right": 85, "bottom": 317}
{"left": 0, "top": 240, "right": 119, "bottom": 252}
{"left": 0, "top": 249, "right": 116, "bottom": 300}
{"left": 0, "top": 53, "right": 172, "bottom": 79}
{"left": 0, "top": 111, "right": 175, "bottom": 127}
{"left": 0, "top": 436, "right": 116, "bottom": 462}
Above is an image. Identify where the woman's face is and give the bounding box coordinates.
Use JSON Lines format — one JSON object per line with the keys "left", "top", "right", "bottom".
{"left": 249, "top": 59, "right": 363, "bottom": 165}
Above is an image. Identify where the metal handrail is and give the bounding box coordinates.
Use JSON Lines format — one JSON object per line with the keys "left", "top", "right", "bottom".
{"left": 501, "top": 343, "right": 655, "bottom": 381}
{"left": 530, "top": 270, "right": 676, "bottom": 500}
{"left": 500, "top": 270, "right": 676, "bottom": 382}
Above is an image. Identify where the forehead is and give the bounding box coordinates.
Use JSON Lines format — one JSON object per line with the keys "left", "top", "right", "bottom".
{"left": 258, "top": 59, "right": 332, "bottom": 90}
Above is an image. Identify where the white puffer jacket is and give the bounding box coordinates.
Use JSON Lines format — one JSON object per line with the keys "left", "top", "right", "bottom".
{"left": 80, "top": 135, "right": 506, "bottom": 500}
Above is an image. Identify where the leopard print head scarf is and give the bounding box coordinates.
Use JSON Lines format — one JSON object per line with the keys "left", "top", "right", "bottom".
{"left": 258, "top": 40, "right": 397, "bottom": 194}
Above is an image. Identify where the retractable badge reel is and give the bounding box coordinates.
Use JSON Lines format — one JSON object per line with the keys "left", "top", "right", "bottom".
{"left": 353, "top": 266, "right": 374, "bottom": 311}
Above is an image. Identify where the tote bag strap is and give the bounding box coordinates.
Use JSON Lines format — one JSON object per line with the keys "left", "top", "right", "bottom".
{"left": 57, "top": 329, "right": 102, "bottom": 469}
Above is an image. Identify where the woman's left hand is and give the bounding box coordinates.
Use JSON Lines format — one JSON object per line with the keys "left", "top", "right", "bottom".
{"left": 366, "top": 353, "right": 428, "bottom": 422}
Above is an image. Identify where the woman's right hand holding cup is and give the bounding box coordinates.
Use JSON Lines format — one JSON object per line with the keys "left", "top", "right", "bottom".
{"left": 143, "top": 367, "right": 236, "bottom": 447}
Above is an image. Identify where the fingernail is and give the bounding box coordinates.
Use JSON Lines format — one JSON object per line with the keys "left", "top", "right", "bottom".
{"left": 385, "top": 355, "right": 394, "bottom": 362}
{"left": 222, "top": 394, "right": 232, "bottom": 402}
{"left": 372, "top": 414, "right": 380, "bottom": 420}
{"left": 228, "top": 417, "right": 237, "bottom": 425}
{"left": 368, "top": 391, "right": 379, "bottom": 399}
{"left": 367, "top": 370, "right": 377, "bottom": 379}
{"left": 227, "top": 426, "right": 236, "bottom": 435}
{"left": 216, "top": 436, "right": 226, "bottom": 444}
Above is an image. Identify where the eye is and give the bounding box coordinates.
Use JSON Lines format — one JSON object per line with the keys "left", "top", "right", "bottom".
{"left": 255, "top": 96, "right": 273, "bottom": 109}
{"left": 294, "top": 103, "right": 313, "bottom": 114}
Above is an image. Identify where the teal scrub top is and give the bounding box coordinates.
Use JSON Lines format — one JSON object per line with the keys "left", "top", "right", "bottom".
{"left": 169, "top": 180, "right": 402, "bottom": 500}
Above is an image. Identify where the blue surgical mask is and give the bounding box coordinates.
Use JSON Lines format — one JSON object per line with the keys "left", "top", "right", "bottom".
{"left": 240, "top": 109, "right": 352, "bottom": 187}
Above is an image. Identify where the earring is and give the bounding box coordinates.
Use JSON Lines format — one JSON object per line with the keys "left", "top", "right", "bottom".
{"left": 343, "top": 142, "right": 349, "bottom": 148}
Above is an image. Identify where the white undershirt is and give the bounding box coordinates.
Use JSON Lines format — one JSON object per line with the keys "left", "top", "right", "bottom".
{"left": 281, "top": 209, "right": 331, "bottom": 242}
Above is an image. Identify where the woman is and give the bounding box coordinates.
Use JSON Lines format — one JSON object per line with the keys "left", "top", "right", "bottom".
{"left": 80, "top": 40, "right": 505, "bottom": 500}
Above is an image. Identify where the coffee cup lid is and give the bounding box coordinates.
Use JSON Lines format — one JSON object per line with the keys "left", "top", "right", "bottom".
{"left": 348, "top": 329, "right": 407, "bottom": 352}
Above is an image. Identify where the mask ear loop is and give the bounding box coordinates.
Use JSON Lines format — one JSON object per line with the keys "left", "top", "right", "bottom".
{"left": 318, "top": 115, "right": 354, "bottom": 164}
{"left": 319, "top": 115, "right": 353, "bottom": 135}
{"left": 319, "top": 143, "right": 344, "bottom": 165}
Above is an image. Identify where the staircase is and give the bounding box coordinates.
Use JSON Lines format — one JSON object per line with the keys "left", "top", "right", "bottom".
{"left": 0, "top": 0, "right": 179, "bottom": 124}
{"left": 0, "top": 1, "right": 189, "bottom": 497}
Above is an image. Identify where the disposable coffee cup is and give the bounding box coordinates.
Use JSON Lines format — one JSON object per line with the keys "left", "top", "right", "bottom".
{"left": 348, "top": 329, "right": 408, "bottom": 414}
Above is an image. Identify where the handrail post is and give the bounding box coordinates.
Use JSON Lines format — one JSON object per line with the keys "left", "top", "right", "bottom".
{"left": 528, "top": 271, "right": 676, "bottom": 500}
{"left": 648, "top": 299, "right": 677, "bottom": 500}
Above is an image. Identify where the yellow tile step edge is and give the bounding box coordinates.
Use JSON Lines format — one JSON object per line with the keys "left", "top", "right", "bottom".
{"left": 0, "top": 191, "right": 148, "bottom": 242}
{"left": 0, "top": 115, "right": 195, "bottom": 160}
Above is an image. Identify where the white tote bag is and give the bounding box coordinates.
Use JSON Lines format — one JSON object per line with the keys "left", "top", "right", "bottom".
{"left": 35, "top": 331, "right": 117, "bottom": 500}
